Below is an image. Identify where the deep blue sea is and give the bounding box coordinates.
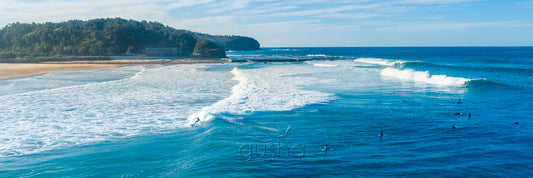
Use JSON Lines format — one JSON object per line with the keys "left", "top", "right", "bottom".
{"left": 1, "top": 47, "right": 533, "bottom": 177}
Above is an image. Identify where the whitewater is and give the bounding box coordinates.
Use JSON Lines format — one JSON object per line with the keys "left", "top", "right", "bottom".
{"left": 1, "top": 47, "right": 533, "bottom": 177}
{"left": 0, "top": 63, "right": 333, "bottom": 157}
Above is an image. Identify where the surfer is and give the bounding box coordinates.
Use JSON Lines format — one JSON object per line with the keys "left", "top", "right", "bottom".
{"left": 452, "top": 125, "right": 457, "bottom": 130}
{"left": 322, "top": 144, "right": 329, "bottom": 154}
{"left": 513, "top": 121, "right": 519, "bottom": 125}
{"left": 378, "top": 130, "right": 383, "bottom": 138}
{"left": 468, "top": 113, "right": 471, "bottom": 118}
{"left": 192, "top": 117, "right": 200, "bottom": 127}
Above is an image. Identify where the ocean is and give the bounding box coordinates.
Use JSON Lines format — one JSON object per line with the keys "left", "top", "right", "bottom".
{"left": 1, "top": 47, "right": 532, "bottom": 177}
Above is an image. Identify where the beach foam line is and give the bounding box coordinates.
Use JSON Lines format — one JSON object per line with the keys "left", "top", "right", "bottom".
{"left": 306, "top": 61, "right": 339, "bottom": 67}
{"left": 305, "top": 60, "right": 362, "bottom": 68}
{"left": 306, "top": 54, "right": 330, "bottom": 57}
{"left": 354, "top": 58, "right": 405, "bottom": 66}
{"left": 312, "top": 63, "right": 338, "bottom": 67}
{"left": 187, "top": 67, "right": 332, "bottom": 124}
{"left": 0, "top": 64, "right": 233, "bottom": 157}
{"left": 129, "top": 66, "right": 145, "bottom": 80}
{"left": 381, "top": 67, "right": 471, "bottom": 86}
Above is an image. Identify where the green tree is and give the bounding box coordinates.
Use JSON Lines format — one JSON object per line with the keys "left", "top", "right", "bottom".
{"left": 0, "top": 18, "right": 257, "bottom": 60}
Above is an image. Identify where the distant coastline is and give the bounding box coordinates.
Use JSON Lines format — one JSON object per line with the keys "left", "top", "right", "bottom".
{"left": 0, "top": 18, "right": 260, "bottom": 61}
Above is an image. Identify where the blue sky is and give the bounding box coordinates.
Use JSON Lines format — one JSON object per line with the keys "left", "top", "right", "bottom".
{"left": 0, "top": 0, "right": 532, "bottom": 47}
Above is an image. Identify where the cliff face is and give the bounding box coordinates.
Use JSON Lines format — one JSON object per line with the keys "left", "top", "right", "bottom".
{"left": 194, "top": 33, "right": 261, "bottom": 51}
{"left": 0, "top": 18, "right": 232, "bottom": 59}
{"left": 193, "top": 39, "right": 226, "bottom": 58}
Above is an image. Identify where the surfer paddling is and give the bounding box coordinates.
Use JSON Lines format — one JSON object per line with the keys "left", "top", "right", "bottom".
{"left": 445, "top": 125, "right": 458, "bottom": 130}
{"left": 322, "top": 144, "right": 329, "bottom": 155}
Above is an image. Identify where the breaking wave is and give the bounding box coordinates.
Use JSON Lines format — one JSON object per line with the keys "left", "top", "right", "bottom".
{"left": 381, "top": 67, "right": 471, "bottom": 86}
{"left": 354, "top": 58, "right": 405, "bottom": 66}
{"left": 187, "top": 67, "right": 333, "bottom": 124}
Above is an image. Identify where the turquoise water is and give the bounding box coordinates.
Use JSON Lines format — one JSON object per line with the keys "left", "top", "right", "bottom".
{"left": 1, "top": 47, "right": 533, "bottom": 177}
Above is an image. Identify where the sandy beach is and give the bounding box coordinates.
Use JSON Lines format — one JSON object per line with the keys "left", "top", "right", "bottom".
{"left": 0, "top": 63, "right": 118, "bottom": 79}
{"left": 42, "top": 58, "right": 227, "bottom": 64}
{"left": 0, "top": 58, "right": 228, "bottom": 79}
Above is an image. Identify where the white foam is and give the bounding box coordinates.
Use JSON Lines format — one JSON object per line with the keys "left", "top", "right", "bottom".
{"left": 306, "top": 61, "right": 339, "bottom": 67}
{"left": 0, "top": 64, "right": 235, "bottom": 157}
{"left": 307, "top": 54, "right": 329, "bottom": 57}
{"left": 312, "top": 63, "right": 338, "bottom": 67}
{"left": 187, "top": 67, "right": 333, "bottom": 124}
{"left": 380, "top": 67, "right": 470, "bottom": 86}
{"left": 305, "top": 60, "right": 359, "bottom": 68}
{"left": 129, "top": 66, "right": 145, "bottom": 80}
{"left": 0, "top": 63, "right": 335, "bottom": 157}
{"left": 354, "top": 58, "right": 405, "bottom": 66}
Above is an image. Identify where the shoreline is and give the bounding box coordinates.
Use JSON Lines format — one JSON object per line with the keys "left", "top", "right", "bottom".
{"left": 0, "top": 63, "right": 119, "bottom": 79}
{"left": 0, "top": 58, "right": 228, "bottom": 79}
{"left": 42, "top": 58, "right": 228, "bottom": 64}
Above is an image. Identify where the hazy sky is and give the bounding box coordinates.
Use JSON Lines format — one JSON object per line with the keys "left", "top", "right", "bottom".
{"left": 0, "top": 0, "right": 532, "bottom": 47}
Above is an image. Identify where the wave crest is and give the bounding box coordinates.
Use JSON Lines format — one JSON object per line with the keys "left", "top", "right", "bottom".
{"left": 187, "top": 67, "right": 332, "bottom": 124}
{"left": 381, "top": 68, "right": 470, "bottom": 86}
{"left": 354, "top": 58, "right": 405, "bottom": 66}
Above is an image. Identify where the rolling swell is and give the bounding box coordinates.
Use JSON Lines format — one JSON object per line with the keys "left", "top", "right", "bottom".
{"left": 354, "top": 57, "right": 405, "bottom": 66}
{"left": 401, "top": 61, "right": 533, "bottom": 89}
{"left": 466, "top": 79, "right": 518, "bottom": 90}
{"left": 402, "top": 61, "right": 533, "bottom": 74}
{"left": 353, "top": 57, "right": 472, "bottom": 86}
{"left": 354, "top": 57, "right": 533, "bottom": 74}
{"left": 354, "top": 57, "right": 533, "bottom": 88}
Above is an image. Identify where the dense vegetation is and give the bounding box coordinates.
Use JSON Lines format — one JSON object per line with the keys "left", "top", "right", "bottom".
{"left": 0, "top": 18, "right": 258, "bottom": 60}
{"left": 195, "top": 33, "right": 260, "bottom": 51}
